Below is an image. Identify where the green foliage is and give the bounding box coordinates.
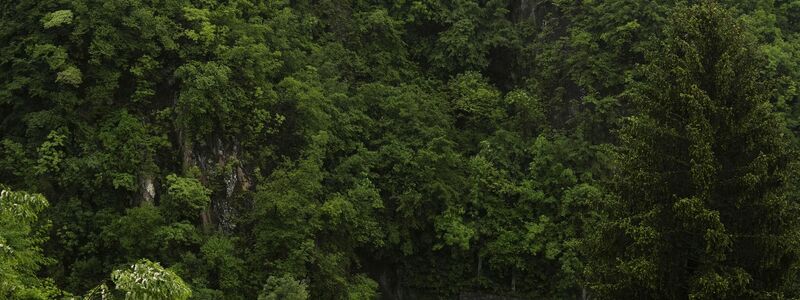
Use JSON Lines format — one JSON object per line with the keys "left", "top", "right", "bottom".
{"left": 588, "top": 2, "right": 800, "bottom": 298}
{"left": 41, "top": 10, "right": 73, "bottom": 29}
{"left": 196, "top": 235, "right": 245, "bottom": 297}
{"left": 346, "top": 275, "right": 379, "bottom": 300}
{"left": 2, "top": 0, "right": 800, "bottom": 299}
{"left": 34, "top": 130, "right": 67, "bottom": 175}
{"left": 162, "top": 174, "right": 211, "bottom": 221}
{"left": 85, "top": 259, "right": 191, "bottom": 300}
{"left": 0, "top": 188, "right": 59, "bottom": 299}
{"left": 103, "top": 205, "right": 165, "bottom": 260}
{"left": 258, "top": 274, "right": 309, "bottom": 300}
{"left": 111, "top": 259, "right": 191, "bottom": 300}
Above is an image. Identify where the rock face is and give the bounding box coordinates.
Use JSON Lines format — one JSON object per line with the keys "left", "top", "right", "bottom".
{"left": 180, "top": 134, "right": 251, "bottom": 232}
{"left": 512, "top": 0, "right": 557, "bottom": 25}
{"left": 139, "top": 174, "right": 155, "bottom": 205}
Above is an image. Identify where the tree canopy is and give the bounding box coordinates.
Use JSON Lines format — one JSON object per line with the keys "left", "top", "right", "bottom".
{"left": 2, "top": 0, "right": 800, "bottom": 299}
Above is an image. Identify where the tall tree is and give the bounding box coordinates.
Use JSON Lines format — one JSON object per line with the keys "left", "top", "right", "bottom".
{"left": 0, "top": 187, "right": 59, "bottom": 299}
{"left": 85, "top": 258, "right": 192, "bottom": 300}
{"left": 588, "top": 2, "right": 800, "bottom": 298}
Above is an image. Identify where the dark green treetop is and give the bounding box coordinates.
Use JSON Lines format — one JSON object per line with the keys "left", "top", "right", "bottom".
{"left": 588, "top": 2, "right": 800, "bottom": 298}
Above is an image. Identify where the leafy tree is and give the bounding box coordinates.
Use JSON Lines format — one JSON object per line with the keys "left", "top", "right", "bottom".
{"left": 258, "top": 274, "right": 309, "bottom": 300}
{"left": 0, "top": 187, "right": 59, "bottom": 299}
{"left": 458, "top": 132, "right": 604, "bottom": 298}
{"left": 86, "top": 258, "right": 191, "bottom": 300}
{"left": 588, "top": 2, "right": 800, "bottom": 298}
{"left": 162, "top": 174, "right": 211, "bottom": 222}
{"left": 346, "top": 275, "right": 380, "bottom": 300}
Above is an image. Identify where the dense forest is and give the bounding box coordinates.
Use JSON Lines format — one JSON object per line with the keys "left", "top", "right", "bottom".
{"left": 2, "top": 0, "right": 800, "bottom": 299}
